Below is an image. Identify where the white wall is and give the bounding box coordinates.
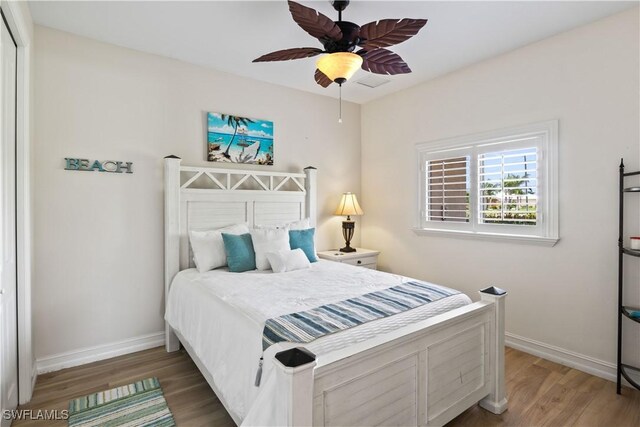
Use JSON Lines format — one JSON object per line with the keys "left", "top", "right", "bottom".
{"left": 361, "top": 8, "right": 640, "bottom": 374}
{"left": 33, "top": 26, "right": 361, "bottom": 363}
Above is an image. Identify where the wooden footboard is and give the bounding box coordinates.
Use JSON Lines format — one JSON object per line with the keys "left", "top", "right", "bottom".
{"left": 273, "top": 287, "right": 507, "bottom": 427}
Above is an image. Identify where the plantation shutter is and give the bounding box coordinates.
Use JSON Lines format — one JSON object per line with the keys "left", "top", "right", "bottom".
{"left": 478, "top": 147, "right": 538, "bottom": 225}
{"left": 426, "top": 156, "right": 470, "bottom": 222}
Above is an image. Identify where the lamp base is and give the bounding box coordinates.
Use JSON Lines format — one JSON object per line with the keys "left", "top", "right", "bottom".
{"left": 340, "top": 220, "right": 356, "bottom": 253}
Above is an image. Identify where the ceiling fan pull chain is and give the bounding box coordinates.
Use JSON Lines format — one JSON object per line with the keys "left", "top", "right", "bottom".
{"left": 338, "top": 84, "right": 343, "bottom": 124}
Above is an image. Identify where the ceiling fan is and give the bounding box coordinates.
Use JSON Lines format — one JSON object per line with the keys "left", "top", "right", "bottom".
{"left": 253, "top": 1, "right": 428, "bottom": 88}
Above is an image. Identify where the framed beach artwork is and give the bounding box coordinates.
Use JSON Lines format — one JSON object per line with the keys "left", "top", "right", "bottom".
{"left": 207, "top": 112, "right": 274, "bottom": 165}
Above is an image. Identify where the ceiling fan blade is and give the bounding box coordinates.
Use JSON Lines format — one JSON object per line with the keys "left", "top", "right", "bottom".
{"left": 314, "top": 68, "right": 333, "bottom": 88}
{"left": 360, "top": 48, "right": 411, "bottom": 75}
{"left": 359, "top": 19, "right": 428, "bottom": 49}
{"left": 253, "top": 47, "right": 324, "bottom": 62}
{"left": 288, "top": 1, "right": 342, "bottom": 41}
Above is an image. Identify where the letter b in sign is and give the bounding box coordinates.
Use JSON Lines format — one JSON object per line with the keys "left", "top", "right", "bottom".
{"left": 64, "top": 158, "right": 80, "bottom": 170}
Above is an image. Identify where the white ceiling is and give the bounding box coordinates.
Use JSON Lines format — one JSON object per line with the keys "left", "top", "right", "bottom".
{"left": 28, "top": 1, "right": 637, "bottom": 104}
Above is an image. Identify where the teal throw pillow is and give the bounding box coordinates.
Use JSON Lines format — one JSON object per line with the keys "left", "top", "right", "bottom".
{"left": 289, "top": 228, "right": 317, "bottom": 263}
{"left": 221, "top": 233, "right": 256, "bottom": 272}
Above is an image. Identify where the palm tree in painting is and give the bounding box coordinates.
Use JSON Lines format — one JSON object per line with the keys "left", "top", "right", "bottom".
{"left": 221, "top": 115, "right": 255, "bottom": 159}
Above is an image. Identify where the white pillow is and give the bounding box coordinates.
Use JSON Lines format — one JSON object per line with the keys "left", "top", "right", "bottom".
{"left": 190, "top": 223, "right": 249, "bottom": 273}
{"left": 287, "top": 218, "right": 311, "bottom": 230}
{"left": 266, "top": 249, "right": 311, "bottom": 273}
{"left": 255, "top": 218, "right": 310, "bottom": 230}
{"left": 250, "top": 228, "right": 290, "bottom": 270}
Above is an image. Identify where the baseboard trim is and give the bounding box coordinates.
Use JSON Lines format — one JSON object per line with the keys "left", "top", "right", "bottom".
{"left": 36, "top": 332, "right": 165, "bottom": 374}
{"left": 506, "top": 332, "right": 619, "bottom": 382}
{"left": 33, "top": 330, "right": 636, "bottom": 385}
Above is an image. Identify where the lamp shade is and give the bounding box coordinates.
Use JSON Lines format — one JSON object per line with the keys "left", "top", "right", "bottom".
{"left": 317, "top": 52, "right": 363, "bottom": 84}
{"left": 334, "top": 192, "right": 364, "bottom": 216}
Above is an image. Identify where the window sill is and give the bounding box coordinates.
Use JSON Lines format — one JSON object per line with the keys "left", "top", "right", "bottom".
{"left": 411, "top": 227, "right": 559, "bottom": 247}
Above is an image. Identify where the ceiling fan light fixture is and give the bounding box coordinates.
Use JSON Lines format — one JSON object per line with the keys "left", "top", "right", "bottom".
{"left": 316, "top": 52, "right": 363, "bottom": 84}
{"left": 254, "top": 2, "right": 427, "bottom": 91}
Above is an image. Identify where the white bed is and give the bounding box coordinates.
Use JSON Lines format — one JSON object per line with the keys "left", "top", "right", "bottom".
{"left": 165, "top": 260, "right": 472, "bottom": 423}
{"left": 163, "top": 158, "right": 508, "bottom": 426}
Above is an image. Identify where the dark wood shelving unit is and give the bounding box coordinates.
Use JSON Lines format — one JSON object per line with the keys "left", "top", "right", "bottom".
{"left": 617, "top": 159, "right": 640, "bottom": 394}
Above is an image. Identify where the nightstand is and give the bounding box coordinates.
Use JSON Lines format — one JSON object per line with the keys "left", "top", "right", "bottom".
{"left": 317, "top": 248, "right": 380, "bottom": 270}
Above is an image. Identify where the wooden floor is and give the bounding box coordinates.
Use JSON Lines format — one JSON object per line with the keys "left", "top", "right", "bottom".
{"left": 14, "top": 346, "right": 640, "bottom": 427}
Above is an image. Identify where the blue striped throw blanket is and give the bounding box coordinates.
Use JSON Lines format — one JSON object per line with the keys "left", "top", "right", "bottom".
{"left": 262, "top": 281, "right": 459, "bottom": 350}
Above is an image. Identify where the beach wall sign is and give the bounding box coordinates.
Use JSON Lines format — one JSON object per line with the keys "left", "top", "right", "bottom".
{"left": 64, "top": 158, "right": 133, "bottom": 174}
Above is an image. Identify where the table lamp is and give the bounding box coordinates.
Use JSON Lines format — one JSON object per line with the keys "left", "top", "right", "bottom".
{"left": 334, "top": 192, "right": 364, "bottom": 253}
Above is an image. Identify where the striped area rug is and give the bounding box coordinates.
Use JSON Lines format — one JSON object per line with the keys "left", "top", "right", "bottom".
{"left": 68, "top": 377, "right": 176, "bottom": 427}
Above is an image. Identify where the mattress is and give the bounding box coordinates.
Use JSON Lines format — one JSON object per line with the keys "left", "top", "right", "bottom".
{"left": 164, "top": 260, "right": 471, "bottom": 425}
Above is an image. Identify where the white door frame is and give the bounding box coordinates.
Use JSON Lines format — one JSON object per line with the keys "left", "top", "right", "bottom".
{"left": 0, "top": 1, "right": 32, "bottom": 404}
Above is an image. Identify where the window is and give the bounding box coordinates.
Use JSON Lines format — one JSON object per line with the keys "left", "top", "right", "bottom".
{"left": 427, "top": 156, "right": 469, "bottom": 223}
{"left": 415, "top": 121, "right": 558, "bottom": 246}
{"left": 478, "top": 147, "right": 537, "bottom": 226}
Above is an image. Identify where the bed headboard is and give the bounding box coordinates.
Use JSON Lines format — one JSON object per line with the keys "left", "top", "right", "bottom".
{"left": 163, "top": 156, "right": 317, "bottom": 349}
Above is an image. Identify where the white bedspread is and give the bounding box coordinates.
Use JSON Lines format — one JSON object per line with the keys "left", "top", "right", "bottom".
{"left": 164, "top": 260, "right": 471, "bottom": 425}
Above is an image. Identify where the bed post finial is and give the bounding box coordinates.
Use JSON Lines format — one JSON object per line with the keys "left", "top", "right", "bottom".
{"left": 273, "top": 347, "right": 317, "bottom": 426}
{"left": 164, "top": 156, "right": 182, "bottom": 352}
{"left": 479, "top": 286, "right": 508, "bottom": 414}
{"left": 304, "top": 167, "right": 317, "bottom": 228}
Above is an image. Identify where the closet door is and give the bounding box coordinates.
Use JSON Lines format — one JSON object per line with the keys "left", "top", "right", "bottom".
{"left": 0, "top": 15, "right": 17, "bottom": 427}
